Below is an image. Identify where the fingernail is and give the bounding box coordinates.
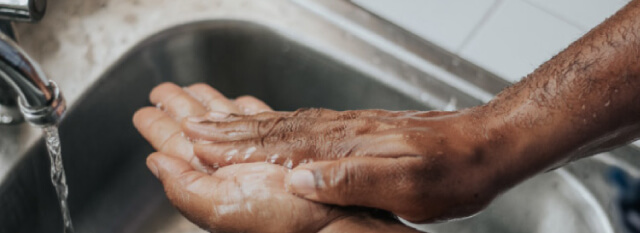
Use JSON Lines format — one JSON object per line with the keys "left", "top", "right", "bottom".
{"left": 289, "top": 170, "right": 316, "bottom": 196}
{"left": 147, "top": 159, "right": 159, "bottom": 178}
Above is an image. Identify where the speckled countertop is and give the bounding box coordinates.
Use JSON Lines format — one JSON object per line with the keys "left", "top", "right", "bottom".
{"left": 16, "top": 0, "right": 303, "bottom": 106}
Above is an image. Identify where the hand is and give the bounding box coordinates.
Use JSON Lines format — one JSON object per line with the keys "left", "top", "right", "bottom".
{"left": 133, "top": 83, "right": 421, "bottom": 233}
{"left": 182, "top": 108, "right": 508, "bottom": 223}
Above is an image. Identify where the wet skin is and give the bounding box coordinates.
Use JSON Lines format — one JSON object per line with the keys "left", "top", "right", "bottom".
{"left": 177, "top": 0, "right": 640, "bottom": 224}
{"left": 133, "top": 84, "right": 421, "bottom": 233}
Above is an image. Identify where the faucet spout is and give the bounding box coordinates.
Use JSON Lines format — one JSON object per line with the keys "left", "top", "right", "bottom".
{"left": 0, "top": 32, "right": 65, "bottom": 127}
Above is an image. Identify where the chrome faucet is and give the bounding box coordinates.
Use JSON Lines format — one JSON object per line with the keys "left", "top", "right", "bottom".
{"left": 0, "top": 0, "right": 64, "bottom": 127}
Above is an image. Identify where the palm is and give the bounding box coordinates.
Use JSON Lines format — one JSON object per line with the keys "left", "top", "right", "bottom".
{"left": 133, "top": 83, "right": 342, "bottom": 232}
{"left": 173, "top": 162, "right": 341, "bottom": 233}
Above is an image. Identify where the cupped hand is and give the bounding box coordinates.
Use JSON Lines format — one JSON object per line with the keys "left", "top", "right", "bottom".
{"left": 133, "top": 83, "right": 344, "bottom": 232}
{"left": 182, "top": 107, "right": 506, "bottom": 223}
{"left": 132, "top": 83, "right": 420, "bottom": 233}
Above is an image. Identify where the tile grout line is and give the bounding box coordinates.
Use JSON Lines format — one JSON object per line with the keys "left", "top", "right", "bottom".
{"left": 455, "top": 0, "right": 504, "bottom": 54}
{"left": 520, "top": 0, "right": 587, "bottom": 31}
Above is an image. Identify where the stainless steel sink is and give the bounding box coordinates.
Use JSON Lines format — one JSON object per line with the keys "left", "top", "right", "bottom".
{"left": 0, "top": 0, "right": 638, "bottom": 232}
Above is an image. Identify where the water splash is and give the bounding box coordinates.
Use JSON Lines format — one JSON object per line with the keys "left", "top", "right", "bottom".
{"left": 43, "top": 126, "right": 74, "bottom": 233}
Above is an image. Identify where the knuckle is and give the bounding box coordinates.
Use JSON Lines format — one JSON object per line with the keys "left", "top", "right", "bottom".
{"left": 292, "top": 108, "right": 314, "bottom": 116}
{"left": 336, "top": 110, "right": 358, "bottom": 120}
{"left": 325, "top": 161, "right": 362, "bottom": 205}
{"left": 159, "top": 131, "right": 182, "bottom": 152}
{"left": 256, "top": 116, "right": 284, "bottom": 137}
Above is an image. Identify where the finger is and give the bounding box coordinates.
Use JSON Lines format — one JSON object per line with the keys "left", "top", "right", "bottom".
{"left": 182, "top": 112, "right": 300, "bottom": 141}
{"left": 192, "top": 133, "right": 350, "bottom": 169}
{"left": 133, "top": 107, "right": 181, "bottom": 151}
{"left": 285, "top": 157, "right": 434, "bottom": 222}
{"left": 234, "top": 95, "right": 272, "bottom": 114}
{"left": 146, "top": 152, "right": 221, "bottom": 229}
{"left": 133, "top": 107, "right": 200, "bottom": 167}
{"left": 150, "top": 82, "right": 208, "bottom": 121}
{"left": 182, "top": 108, "right": 406, "bottom": 142}
{"left": 185, "top": 83, "right": 242, "bottom": 114}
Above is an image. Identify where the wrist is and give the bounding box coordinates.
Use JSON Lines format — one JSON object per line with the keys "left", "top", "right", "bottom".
{"left": 463, "top": 103, "right": 563, "bottom": 191}
{"left": 458, "top": 105, "right": 535, "bottom": 193}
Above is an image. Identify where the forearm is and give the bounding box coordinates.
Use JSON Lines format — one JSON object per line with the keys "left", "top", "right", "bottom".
{"left": 473, "top": 0, "right": 640, "bottom": 188}
{"left": 319, "top": 215, "right": 422, "bottom": 233}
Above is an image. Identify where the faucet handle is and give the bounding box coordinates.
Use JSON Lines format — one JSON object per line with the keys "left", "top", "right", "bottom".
{"left": 0, "top": 0, "right": 46, "bottom": 22}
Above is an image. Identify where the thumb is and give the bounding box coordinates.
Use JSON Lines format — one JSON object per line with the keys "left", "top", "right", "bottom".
{"left": 285, "top": 157, "right": 422, "bottom": 219}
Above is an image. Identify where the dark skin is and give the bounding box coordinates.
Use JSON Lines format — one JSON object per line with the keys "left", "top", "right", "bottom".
{"left": 136, "top": 0, "right": 640, "bottom": 231}
{"left": 134, "top": 84, "right": 422, "bottom": 232}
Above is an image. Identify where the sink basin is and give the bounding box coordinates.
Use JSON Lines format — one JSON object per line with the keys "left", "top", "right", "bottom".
{"left": 0, "top": 3, "right": 637, "bottom": 232}
{"left": 1, "top": 21, "right": 430, "bottom": 233}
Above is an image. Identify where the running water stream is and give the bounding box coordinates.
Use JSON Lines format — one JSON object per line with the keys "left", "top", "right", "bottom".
{"left": 43, "top": 126, "right": 74, "bottom": 233}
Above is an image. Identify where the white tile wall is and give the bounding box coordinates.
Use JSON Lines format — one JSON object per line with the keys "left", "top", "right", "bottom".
{"left": 351, "top": 0, "right": 497, "bottom": 52}
{"left": 524, "top": 0, "right": 629, "bottom": 31}
{"left": 459, "top": 0, "right": 585, "bottom": 82}
{"left": 353, "top": 0, "right": 626, "bottom": 83}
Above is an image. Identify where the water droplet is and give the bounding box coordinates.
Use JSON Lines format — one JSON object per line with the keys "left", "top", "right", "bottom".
{"left": 605, "top": 101, "right": 611, "bottom": 107}
{"left": 155, "top": 102, "right": 165, "bottom": 111}
{"left": 182, "top": 132, "right": 196, "bottom": 142}
{"left": 284, "top": 159, "right": 293, "bottom": 169}
{"left": 226, "top": 149, "right": 239, "bottom": 156}
{"left": 268, "top": 154, "right": 279, "bottom": 164}
{"left": 243, "top": 147, "right": 257, "bottom": 160}
{"left": 245, "top": 202, "right": 254, "bottom": 214}
{"left": 194, "top": 140, "right": 213, "bottom": 145}
{"left": 0, "top": 114, "right": 13, "bottom": 123}
{"left": 443, "top": 97, "right": 457, "bottom": 111}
